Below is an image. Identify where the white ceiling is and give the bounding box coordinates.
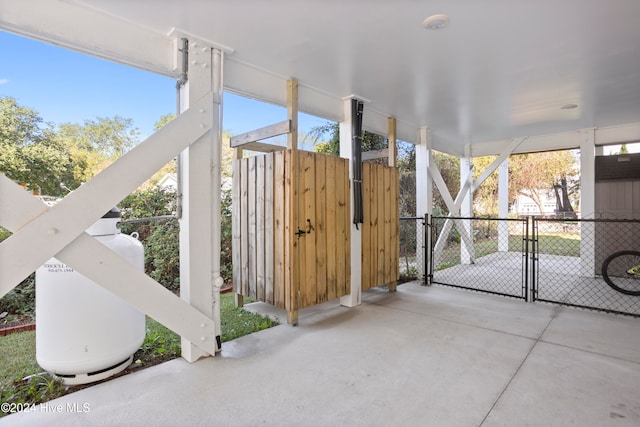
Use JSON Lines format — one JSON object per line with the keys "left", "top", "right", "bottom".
{"left": 2, "top": 0, "right": 640, "bottom": 156}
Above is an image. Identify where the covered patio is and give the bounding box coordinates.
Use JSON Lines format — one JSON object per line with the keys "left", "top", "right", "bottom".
{"left": 2, "top": 1, "right": 640, "bottom": 425}
{"left": 3, "top": 282, "right": 640, "bottom": 426}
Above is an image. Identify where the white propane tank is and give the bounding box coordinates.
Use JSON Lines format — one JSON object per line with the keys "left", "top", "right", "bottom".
{"left": 36, "top": 207, "right": 145, "bottom": 385}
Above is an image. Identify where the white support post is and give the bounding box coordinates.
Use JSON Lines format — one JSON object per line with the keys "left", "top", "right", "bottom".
{"left": 340, "top": 98, "right": 361, "bottom": 308}
{"left": 460, "top": 145, "right": 475, "bottom": 264}
{"left": 416, "top": 127, "right": 433, "bottom": 280}
{"left": 388, "top": 117, "right": 398, "bottom": 292}
{"left": 431, "top": 137, "right": 525, "bottom": 263}
{"left": 498, "top": 158, "right": 509, "bottom": 252}
{"left": 580, "top": 128, "right": 596, "bottom": 277}
{"left": 0, "top": 96, "right": 219, "bottom": 355}
{"left": 179, "top": 44, "right": 224, "bottom": 362}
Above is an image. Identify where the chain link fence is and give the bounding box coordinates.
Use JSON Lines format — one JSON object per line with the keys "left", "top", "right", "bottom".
{"left": 430, "top": 216, "right": 528, "bottom": 299}
{"left": 398, "top": 217, "right": 426, "bottom": 283}
{"left": 532, "top": 218, "right": 640, "bottom": 317}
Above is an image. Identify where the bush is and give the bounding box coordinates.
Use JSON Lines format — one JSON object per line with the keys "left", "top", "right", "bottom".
{"left": 145, "top": 219, "right": 180, "bottom": 292}
{"left": 118, "top": 186, "right": 234, "bottom": 291}
{"left": 0, "top": 275, "right": 35, "bottom": 322}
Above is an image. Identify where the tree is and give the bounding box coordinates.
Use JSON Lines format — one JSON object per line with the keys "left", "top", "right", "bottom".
{"left": 0, "top": 97, "right": 74, "bottom": 195}
{"left": 431, "top": 151, "right": 460, "bottom": 215}
{"left": 310, "top": 122, "right": 388, "bottom": 156}
{"left": 509, "top": 150, "right": 578, "bottom": 214}
{"left": 472, "top": 155, "right": 499, "bottom": 216}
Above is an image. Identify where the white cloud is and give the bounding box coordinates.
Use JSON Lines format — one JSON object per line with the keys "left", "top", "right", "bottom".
{"left": 0, "top": 79, "right": 8, "bottom": 85}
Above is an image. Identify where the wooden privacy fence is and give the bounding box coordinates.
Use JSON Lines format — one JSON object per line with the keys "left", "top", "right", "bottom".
{"left": 233, "top": 150, "right": 399, "bottom": 322}
{"left": 361, "top": 163, "right": 400, "bottom": 290}
{"left": 232, "top": 150, "right": 351, "bottom": 321}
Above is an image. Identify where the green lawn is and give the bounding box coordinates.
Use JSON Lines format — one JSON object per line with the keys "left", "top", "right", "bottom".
{"left": 434, "top": 232, "right": 581, "bottom": 270}
{"left": 0, "top": 292, "right": 277, "bottom": 416}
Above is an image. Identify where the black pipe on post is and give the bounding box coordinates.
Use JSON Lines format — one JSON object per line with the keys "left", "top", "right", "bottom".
{"left": 352, "top": 99, "right": 364, "bottom": 227}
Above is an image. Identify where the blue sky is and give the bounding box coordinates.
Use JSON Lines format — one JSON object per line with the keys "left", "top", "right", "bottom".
{"left": 0, "top": 30, "right": 331, "bottom": 144}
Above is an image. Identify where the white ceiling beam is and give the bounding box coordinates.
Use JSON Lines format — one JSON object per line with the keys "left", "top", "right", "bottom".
{"left": 0, "top": 0, "right": 177, "bottom": 76}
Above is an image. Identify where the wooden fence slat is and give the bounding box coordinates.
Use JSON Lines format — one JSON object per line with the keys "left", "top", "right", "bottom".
{"left": 265, "top": 153, "right": 275, "bottom": 305}
{"left": 286, "top": 150, "right": 298, "bottom": 317}
{"left": 325, "top": 156, "right": 338, "bottom": 301}
{"left": 302, "top": 152, "right": 317, "bottom": 308}
{"left": 248, "top": 156, "right": 257, "bottom": 300}
{"left": 315, "top": 154, "right": 328, "bottom": 303}
{"left": 256, "top": 154, "right": 266, "bottom": 302}
{"left": 343, "top": 158, "right": 351, "bottom": 297}
{"left": 335, "top": 158, "right": 347, "bottom": 297}
{"left": 232, "top": 160, "right": 241, "bottom": 293}
{"left": 274, "top": 151, "right": 285, "bottom": 308}
{"left": 376, "top": 165, "right": 385, "bottom": 285}
{"left": 384, "top": 166, "right": 392, "bottom": 284}
{"left": 361, "top": 163, "right": 371, "bottom": 290}
{"left": 391, "top": 168, "right": 399, "bottom": 284}
{"left": 240, "top": 159, "right": 249, "bottom": 296}
{"left": 370, "top": 164, "right": 379, "bottom": 288}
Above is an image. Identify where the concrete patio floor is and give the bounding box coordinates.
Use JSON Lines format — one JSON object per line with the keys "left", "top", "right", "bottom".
{"left": 3, "top": 282, "right": 640, "bottom": 427}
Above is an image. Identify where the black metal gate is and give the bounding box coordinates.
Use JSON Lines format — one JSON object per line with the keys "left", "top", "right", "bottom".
{"left": 429, "top": 216, "right": 529, "bottom": 300}
{"left": 531, "top": 217, "right": 640, "bottom": 317}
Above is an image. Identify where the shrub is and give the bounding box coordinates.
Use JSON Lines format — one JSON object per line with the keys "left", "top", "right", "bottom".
{"left": 145, "top": 219, "right": 180, "bottom": 292}
{"left": 118, "top": 186, "right": 234, "bottom": 291}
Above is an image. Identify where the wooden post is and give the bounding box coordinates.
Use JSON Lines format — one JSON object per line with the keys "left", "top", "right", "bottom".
{"left": 287, "top": 79, "right": 300, "bottom": 325}
{"left": 233, "top": 147, "right": 244, "bottom": 308}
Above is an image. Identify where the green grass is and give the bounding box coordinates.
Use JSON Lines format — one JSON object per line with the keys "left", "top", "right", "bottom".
{"left": 0, "top": 292, "right": 278, "bottom": 417}
{"left": 434, "top": 232, "right": 581, "bottom": 270}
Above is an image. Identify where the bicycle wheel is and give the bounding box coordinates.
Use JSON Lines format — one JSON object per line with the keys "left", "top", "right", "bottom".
{"left": 601, "top": 250, "right": 640, "bottom": 296}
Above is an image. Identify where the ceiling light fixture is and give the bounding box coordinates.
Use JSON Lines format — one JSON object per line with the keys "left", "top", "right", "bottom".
{"left": 561, "top": 104, "right": 578, "bottom": 110}
{"left": 423, "top": 14, "right": 449, "bottom": 30}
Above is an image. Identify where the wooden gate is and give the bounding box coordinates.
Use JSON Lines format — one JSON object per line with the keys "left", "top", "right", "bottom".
{"left": 361, "top": 163, "right": 399, "bottom": 290}
{"left": 232, "top": 150, "right": 351, "bottom": 322}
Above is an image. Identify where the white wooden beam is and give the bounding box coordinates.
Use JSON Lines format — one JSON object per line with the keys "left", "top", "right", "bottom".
{"left": 179, "top": 45, "right": 223, "bottom": 362}
{"left": 0, "top": 95, "right": 213, "bottom": 297}
{"left": 339, "top": 98, "right": 361, "bottom": 308}
{"left": 498, "top": 159, "right": 510, "bottom": 252}
{"left": 416, "top": 128, "right": 432, "bottom": 280}
{"left": 471, "top": 137, "right": 527, "bottom": 193}
{"left": 580, "top": 128, "right": 596, "bottom": 277}
{"left": 460, "top": 146, "right": 475, "bottom": 264}
{"left": 432, "top": 138, "right": 526, "bottom": 264}
{"left": 0, "top": 0, "right": 176, "bottom": 77}
{"left": 0, "top": 175, "right": 217, "bottom": 354}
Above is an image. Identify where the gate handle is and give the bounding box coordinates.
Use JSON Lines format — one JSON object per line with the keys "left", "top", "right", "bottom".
{"left": 296, "top": 219, "right": 313, "bottom": 238}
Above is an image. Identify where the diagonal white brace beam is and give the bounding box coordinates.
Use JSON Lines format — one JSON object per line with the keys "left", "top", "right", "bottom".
{"left": 0, "top": 92, "right": 214, "bottom": 296}
{"left": 471, "top": 137, "right": 527, "bottom": 193}
{"left": 428, "top": 161, "right": 456, "bottom": 213}
{"left": 0, "top": 179, "right": 216, "bottom": 353}
{"left": 432, "top": 137, "right": 527, "bottom": 263}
